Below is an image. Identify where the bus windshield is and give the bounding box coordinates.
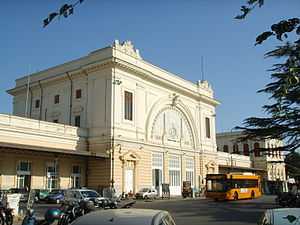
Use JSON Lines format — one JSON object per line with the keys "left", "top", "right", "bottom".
{"left": 206, "top": 179, "right": 228, "bottom": 192}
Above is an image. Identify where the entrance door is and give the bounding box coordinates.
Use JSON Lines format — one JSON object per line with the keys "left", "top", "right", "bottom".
{"left": 154, "top": 169, "right": 162, "bottom": 195}
{"left": 125, "top": 169, "right": 134, "bottom": 193}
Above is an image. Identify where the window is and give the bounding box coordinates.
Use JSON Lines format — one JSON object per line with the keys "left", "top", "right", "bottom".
{"left": 46, "top": 162, "right": 59, "bottom": 190}
{"left": 169, "top": 155, "right": 180, "bottom": 187}
{"left": 75, "top": 115, "right": 81, "bottom": 127}
{"left": 71, "top": 165, "right": 81, "bottom": 188}
{"left": 243, "top": 144, "right": 249, "bottom": 156}
{"left": 16, "top": 161, "right": 31, "bottom": 189}
{"left": 124, "top": 91, "right": 133, "bottom": 121}
{"left": 75, "top": 89, "right": 82, "bottom": 99}
{"left": 152, "top": 153, "right": 163, "bottom": 188}
{"left": 205, "top": 117, "right": 211, "bottom": 138}
{"left": 54, "top": 95, "right": 60, "bottom": 104}
{"left": 186, "top": 158, "right": 194, "bottom": 187}
{"left": 223, "top": 145, "right": 229, "bottom": 153}
{"left": 53, "top": 119, "right": 59, "bottom": 123}
{"left": 35, "top": 99, "right": 40, "bottom": 108}
{"left": 233, "top": 144, "right": 239, "bottom": 154}
{"left": 254, "top": 142, "right": 260, "bottom": 157}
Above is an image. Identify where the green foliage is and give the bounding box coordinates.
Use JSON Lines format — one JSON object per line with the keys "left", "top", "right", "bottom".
{"left": 43, "top": 0, "right": 85, "bottom": 28}
{"left": 235, "top": 1, "right": 300, "bottom": 153}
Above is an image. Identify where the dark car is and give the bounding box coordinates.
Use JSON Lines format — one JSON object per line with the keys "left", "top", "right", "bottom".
{"left": 8, "top": 188, "right": 29, "bottom": 202}
{"left": 45, "top": 190, "right": 65, "bottom": 204}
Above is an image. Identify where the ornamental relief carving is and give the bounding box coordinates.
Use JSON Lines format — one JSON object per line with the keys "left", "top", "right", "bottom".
{"left": 150, "top": 107, "right": 194, "bottom": 148}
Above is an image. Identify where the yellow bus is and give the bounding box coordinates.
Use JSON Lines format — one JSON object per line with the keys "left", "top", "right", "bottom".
{"left": 205, "top": 173, "right": 262, "bottom": 201}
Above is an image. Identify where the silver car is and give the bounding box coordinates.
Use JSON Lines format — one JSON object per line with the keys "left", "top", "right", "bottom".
{"left": 71, "top": 208, "right": 176, "bottom": 225}
{"left": 258, "top": 208, "right": 300, "bottom": 225}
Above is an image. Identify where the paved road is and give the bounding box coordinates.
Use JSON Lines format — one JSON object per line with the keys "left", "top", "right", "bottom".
{"left": 134, "top": 195, "right": 277, "bottom": 225}
{"left": 19, "top": 195, "right": 277, "bottom": 225}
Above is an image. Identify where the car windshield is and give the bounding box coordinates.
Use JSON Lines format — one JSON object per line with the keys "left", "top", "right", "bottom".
{"left": 206, "top": 179, "right": 228, "bottom": 192}
{"left": 81, "top": 191, "right": 99, "bottom": 198}
{"left": 140, "top": 188, "right": 150, "bottom": 192}
{"left": 49, "top": 190, "right": 61, "bottom": 195}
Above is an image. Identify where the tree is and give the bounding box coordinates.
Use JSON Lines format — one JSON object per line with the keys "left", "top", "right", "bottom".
{"left": 285, "top": 152, "right": 300, "bottom": 182}
{"left": 235, "top": 1, "right": 300, "bottom": 154}
{"left": 43, "top": 0, "right": 85, "bottom": 28}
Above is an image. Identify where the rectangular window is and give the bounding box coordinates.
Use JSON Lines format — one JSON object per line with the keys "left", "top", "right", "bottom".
{"left": 35, "top": 99, "right": 40, "bottom": 108}
{"left": 54, "top": 95, "right": 60, "bottom": 104}
{"left": 205, "top": 117, "right": 211, "bottom": 138}
{"left": 46, "top": 162, "right": 59, "bottom": 190}
{"left": 71, "top": 165, "right": 81, "bottom": 188}
{"left": 76, "top": 89, "right": 82, "bottom": 99}
{"left": 186, "top": 158, "right": 194, "bottom": 187}
{"left": 124, "top": 91, "right": 133, "bottom": 121}
{"left": 75, "top": 115, "right": 81, "bottom": 127}
{"left": 169, "top": 155, "right": 180, "bottom": 187}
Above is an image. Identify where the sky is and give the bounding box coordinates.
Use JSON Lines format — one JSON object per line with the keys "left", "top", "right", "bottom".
{"left": 0, "top": 0, "right": 299, "bottom": 132}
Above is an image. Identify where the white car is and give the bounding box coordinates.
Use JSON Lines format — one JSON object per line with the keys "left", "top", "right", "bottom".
{"left": 258, "top": 208, "right": 300, "bottom": 225}
{"left": 71, "top": 208, "right": 176, "bottom": 225}
{"left": 135, "top": 188, "right": 158, "bottom": 199}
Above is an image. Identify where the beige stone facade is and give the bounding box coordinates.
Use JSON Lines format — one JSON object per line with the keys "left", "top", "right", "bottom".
{"left": 2, "top": 40, "right": 221, "bottom": 196}
{"left": 216, "top": 131, "right": 287, "bottom": 193}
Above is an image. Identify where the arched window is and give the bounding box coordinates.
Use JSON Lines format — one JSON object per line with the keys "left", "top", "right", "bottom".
{"left": 233, "top": 144, "right": 239, "bottom": 154}
{"left": 254, "top": 142, "right": 260, "bottom": 157}
{"left": 223, "top": 145, "right": 229, "bottom": 153}
{"left": 243, "top": 143, "right": 249, "bottom": 156}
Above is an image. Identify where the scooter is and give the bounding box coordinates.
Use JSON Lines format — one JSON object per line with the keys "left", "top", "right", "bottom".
{"left": 0, "top": 203, "right": 13, "bottom": 225}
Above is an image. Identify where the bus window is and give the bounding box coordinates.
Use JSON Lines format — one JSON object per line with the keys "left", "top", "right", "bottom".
{"left": 206, "top": 179, "right": 227, "bottom": 192}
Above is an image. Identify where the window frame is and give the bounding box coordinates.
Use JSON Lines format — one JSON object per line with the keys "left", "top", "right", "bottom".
{"left": 124, "top": 90, "right": 134, "bottom": 122}
{"left": 74, "top": 115, "right": 81, "bottom": 127}
{"left": 75, "top": 89, "right": 82, "bottom": 99}
{"left": 54, "top": 94, "right": 60, "bottom": 104}
{"left": 205, "top": 117, "right": 211, "bottom": 139}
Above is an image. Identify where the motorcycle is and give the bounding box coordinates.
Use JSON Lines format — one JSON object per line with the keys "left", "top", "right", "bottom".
{"left": 21, "top": 208, "right": 62, "bottom": 225}
{"left": 276, "top": 192, "right": 300, "bottom": 207}
{"left": 0, "top": 203, "right": 13, "bottom": 225}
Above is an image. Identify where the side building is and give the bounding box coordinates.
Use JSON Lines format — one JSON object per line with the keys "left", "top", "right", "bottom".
{"left": 1, "top": 40, "right": 220, "bottom": 196}
{"left": 216, "top": 131, "right": 287, "bottom": 193}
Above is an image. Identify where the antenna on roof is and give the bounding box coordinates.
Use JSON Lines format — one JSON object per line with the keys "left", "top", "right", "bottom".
{"left": 201, "top": 56, "right": 205, "bottom": 81}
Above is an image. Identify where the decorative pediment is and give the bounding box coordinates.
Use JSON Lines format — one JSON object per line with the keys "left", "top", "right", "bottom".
{"left": 120, "top": 150, "right": 141, "bottom": 162}
{"left": 206, "top": 161, "right": 217, "bottom": 169}
{"left": 113, "top": 40, "right": 142, "bottom": 59}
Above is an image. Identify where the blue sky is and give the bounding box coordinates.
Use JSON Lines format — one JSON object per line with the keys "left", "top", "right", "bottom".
{"left": 0, "top": 0, "right": 299, "bottom": 132}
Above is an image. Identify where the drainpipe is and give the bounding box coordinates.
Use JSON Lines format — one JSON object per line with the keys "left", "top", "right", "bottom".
{"left": 38, "top": 81, "right": 43, "bottom": 120}
{"left": 66, "top": 72, "right": 73, "bottom": 125}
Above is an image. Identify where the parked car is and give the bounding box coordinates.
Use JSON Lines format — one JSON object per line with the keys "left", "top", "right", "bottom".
{"left": 71, "top": 208, "right": 176, "bottom": 225}
{"left": 34, "top": 189, "right": 50, "bottom": 202}
{"left": 135, "top": 188, "right": 157, "bottom": 199}
{"left": 8, "top": 188, "right": 29, "bottom": 202}
{"left": 65, "top": 188, "right": 120, "bottom": 209}
{"left": 45, "top": 190, "right": 65, "bottom": 204}
{"left": 258, "top": 208, "right": 300, "bottom": 225}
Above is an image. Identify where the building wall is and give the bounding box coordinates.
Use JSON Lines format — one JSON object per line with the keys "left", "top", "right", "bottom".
{"left": 0, "top": 150, "right": 86, "bottom": 190}
{"left": 216, "top": 132, "right": 286, "bottom": 182}
{"left": 7, "top": 41, "right": 220, "bottom": 195}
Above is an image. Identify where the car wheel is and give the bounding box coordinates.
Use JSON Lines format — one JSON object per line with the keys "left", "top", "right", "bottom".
{"left": 251, "top": 191, "right": 255, "bottom": 199}
{"left": 234, "top": 192, "right": 239, "bottom": 201}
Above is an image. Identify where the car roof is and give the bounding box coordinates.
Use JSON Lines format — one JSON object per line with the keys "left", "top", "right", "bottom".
{"left": 71, "top": 209, "right": 168, "bottom": 225}
{"left": 265, "top": 208, "right": 300, "bottom": 225}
